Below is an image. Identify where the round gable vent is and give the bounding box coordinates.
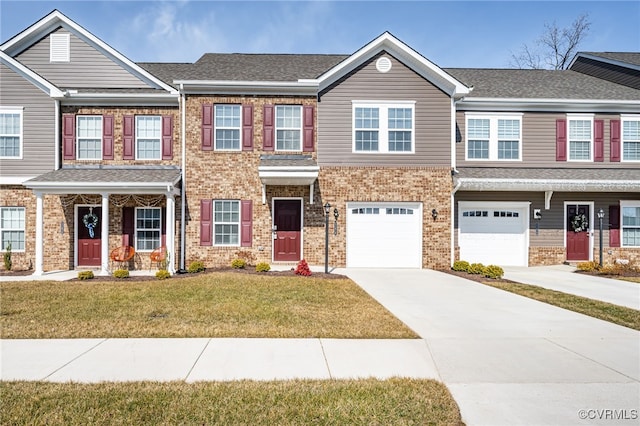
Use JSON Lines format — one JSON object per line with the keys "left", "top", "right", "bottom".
{"left": 376, "top": 57, "right": 392, "bottom": 73}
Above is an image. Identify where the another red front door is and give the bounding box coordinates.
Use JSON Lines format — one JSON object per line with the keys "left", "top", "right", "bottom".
{"left": 566, "top": 204, "right": 590, "bottom": 261}
{"left": 77, "top": 206, "right": 102, "bottom": 267}
{"left": 273, "top": 200, "right": 301, "bottom": 262}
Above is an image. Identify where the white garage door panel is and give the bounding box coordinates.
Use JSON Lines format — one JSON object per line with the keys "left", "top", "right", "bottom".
{"left": 347, "top": 203, "right": 422, "bottom": 268}
{"left": 459, "top": 203, "right": 529, "bottom": 267}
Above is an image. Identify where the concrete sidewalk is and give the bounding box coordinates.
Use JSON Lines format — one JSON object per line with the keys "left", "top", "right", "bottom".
{"left": 503, "top": 265, "right": 640, "bottom": 310}
{"left": 0, "top": 338, "right": 437, "bottom": 382}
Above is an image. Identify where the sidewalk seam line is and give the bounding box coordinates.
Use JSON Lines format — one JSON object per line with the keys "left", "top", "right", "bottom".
{"left": 318, "top": 339, "right": 333, "bottom": 379}
{"left": 42, "top": 338, "right": 108, "bottom": 380}
{"left": 184, "top": 338, "right": 211, "bottom": 382}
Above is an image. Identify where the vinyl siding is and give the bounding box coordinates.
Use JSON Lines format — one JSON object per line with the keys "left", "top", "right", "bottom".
{"left": 318, "top": 52, "right": 452, "bottom": 167}
{"left": 571, "top": 57, "right": 640, "bottom": 90}
{"left": 455, "top": 111, "right": 636, "bottom": 168}
{"left": 15, "top": 28, "right": 148, "bottom": 89}
{"left": 0, "top": 63, "right": 56, "bottom": 177}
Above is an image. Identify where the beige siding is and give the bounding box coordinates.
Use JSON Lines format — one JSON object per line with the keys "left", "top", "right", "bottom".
{"left": 318, "top": 52, "right": 452, "bottom": 167}
{"left": 0, "top": 64, "right": 56, "bottom": 177}
{"left": 455, "top": 111, "right": 636, "bottom": 168}
{"left": 16, "top": 28, "right": 148, "bottom": 89}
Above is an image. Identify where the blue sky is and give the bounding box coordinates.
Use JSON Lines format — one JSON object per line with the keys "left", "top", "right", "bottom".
{"left": 1, "top": 1, "right": 638, "bottom": 68}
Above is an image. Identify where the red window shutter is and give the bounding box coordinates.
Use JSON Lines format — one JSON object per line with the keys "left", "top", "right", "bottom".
{"left": 594, "top": 120, "right": 604, "bottom": 162}
{"left": 242, "top": 105, "right": 254, "bottom": 151}
{"left": 122, "top": 207, "right": 135, "bottom": 247}
{"left": 241, "top": 200, "right": 253, "bottom": 247}
{"left": 202, "top": 104, "right": 213, "bottom": 151}
{"left": 162, "top": 115, "right": 173, "bottom": 160}
{"left": 556, "top": 119, "right": 567, "bottom": 161}
{"left": 200, "top": 199, "right": 212, "bottom": 246}
{"left": 102, "top": 115, "right": 114, "bottom": 160}
{"left": 123, "top": 115, "right": 135, "bottom": 160}
{"left": 263, "top": 105, "right": 274, "bottom": 151}
{"left": 303, "top": 105, "right": 314, "bottom": 152}
{"left": 610, "top": 120, "right": 621, "bottom": 162}
{"left": 609, "top": 205, "right": 620, "bottom": 248}
{"left": 62, "top": 114, "right": 75, "bottom": 160}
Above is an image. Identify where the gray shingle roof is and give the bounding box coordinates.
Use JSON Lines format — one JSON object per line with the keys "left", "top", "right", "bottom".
{"left": 259, "top": 155, "right": 317, "bottom": 168}
{"left": 25, "top": 166, "right": 181, "bottom": 185}
{"left": 582, "top": 52, "right": 640, "bottom": 67}
{"left": 445, "top": 68, "right": 640, "bottom": 100}
{"left": 456, "top": 167, "right": 640, "bottom": 181}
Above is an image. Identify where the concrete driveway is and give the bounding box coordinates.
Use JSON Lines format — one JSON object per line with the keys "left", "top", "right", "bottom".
{"left": 503, "top": 265, "right": 640, "bottom": 310}
{"left": 343, "top": 268, "right": 640, "bottom": 426}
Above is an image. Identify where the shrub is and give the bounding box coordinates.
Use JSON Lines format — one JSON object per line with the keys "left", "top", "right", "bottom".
{"left": 187, "top": 260, "right": 205, "bottom": 273}
{"left": 78, "top": 271, "right": 94, "bottom": 280}
{"left": 468, "top": 263, "right": 485, "bottom": 275}
{"left": 255, "top": 262, "right": 271, "bottom": 273}
{"left": 483, "top": 265, "right": 504, "bottom": 279}
{"left": 155, "top": 269, "right": 170, "bottom": 280}
{"left": 577, "top": 261, "right": 600, "bottom": 272}
{"left": 295, "top": 259, "right": 312, "bottom": 276}
{"left": 3, "top": 242, "right": 11, "bottom": 271}
{"left": 452, "top": 260, "right": 470, "bottom": 272}
{"left": 113, "top": 269, "right": 130, "bottom": 279}
{"left": 231, "top": 258, "right": 246, "bottom": 269}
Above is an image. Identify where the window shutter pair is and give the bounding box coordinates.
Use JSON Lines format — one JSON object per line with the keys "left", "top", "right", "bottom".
{"left": 201, "top": 104, "right": 254, "bottom": 151}
{"left": 62, "top": 113, "right": 113, "bottom": 160}
{"left": 556, "top": 119, "right": 620, "bottom": 162}
{"left": 200, "top": 199, "right": 253, "bottom": 247}
{"left": 262, "top": 105, "right": 315, "bottom": 152}
{"left": 123, "top": 115, "right": 174, "bottom": 160}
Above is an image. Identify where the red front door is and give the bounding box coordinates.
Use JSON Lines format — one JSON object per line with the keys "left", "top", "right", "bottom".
{"left": 273, "top": 200, "right": 301, "bottom": 262}
{"left": 566, "top": 204, "right": 590, "bottom": 261}
{"left": 77, "top": 206, "right": 102, "bottom": 267}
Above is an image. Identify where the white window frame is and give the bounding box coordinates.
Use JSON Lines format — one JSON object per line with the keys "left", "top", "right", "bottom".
{"left": 213, "top": 200, "right": 240, "bottom": 246}
{"left": 50, "top": 33, "right": 70, "bottom": 62}
{"left": 214, "top": 104, "right": 242, "bottom": 151}
{"left": 76, "top": 115, "right": 103, "bottom": 160}
{"left": 1, "top": 207, "right": 25, "bottom": 252}
{"left": 0, "top": 107, "right": 23, "bottom": 159}
{"left": 464, "top": 113, "right": 523, "bottom": 161}
{"left": 621, "top": 114, "right": 640, "bottom": 163}
{"left": 352, "top": 101, "right": 415, "bottom": 154}
{"left": 567, "top": 114, "right": 594, "bottom": 162}
{"left": 135, "top": 115, "right": 162, "bottom": 160}
{"left": 620, "top": 200, "right": 640, "bottom": 248}
{"left": 275, "top": 105, "right": 302, "bottom": 152}
{"left": 135, "top": 207, "right": 162, "bottom": 252}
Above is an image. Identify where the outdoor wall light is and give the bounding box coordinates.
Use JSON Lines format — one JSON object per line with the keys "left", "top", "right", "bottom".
{"left": 431, "top": 208, "right": 438, "bottom": 220}
{"left": 323, "top": 202, "right": 331, "bottom": 216}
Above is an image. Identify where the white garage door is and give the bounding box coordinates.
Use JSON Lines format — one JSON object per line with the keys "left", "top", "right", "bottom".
{"left": 458, "top": 202, "right": 529, "bottom": 267}
{"left": 347, "top": 202, "right": 422, "bottom": 268}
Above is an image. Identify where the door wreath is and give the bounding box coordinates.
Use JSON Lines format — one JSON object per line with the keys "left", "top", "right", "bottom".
{"left": 83, "top": 209, "right": 99, "bottom": 238}
{"left": 571, "top": 213, "right": 588, "bottom": 233}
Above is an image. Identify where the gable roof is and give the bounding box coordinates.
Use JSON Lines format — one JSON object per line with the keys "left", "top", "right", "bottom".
{"left": 1, "top": 9, "right": 177, "bottom": 95}
{"left": 570, "top": 52, "right": 640, "bottom": 70}
{"left": 0, "top": 50, "right": 64, "bottom": 97}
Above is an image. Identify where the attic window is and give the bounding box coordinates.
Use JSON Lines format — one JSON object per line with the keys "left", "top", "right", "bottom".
{"left": 376, "top": 57, "right": 392, "bottom": 73}
{"left": 50, "top": 33, "right": 70, "bottom": 62}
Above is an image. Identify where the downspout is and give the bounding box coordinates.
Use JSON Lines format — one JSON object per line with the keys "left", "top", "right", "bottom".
{"left": 54, "top": 99, "right": 60, "bottom": 170}
{"left": 180, "top": 84, "right": 187, "bottom": 271}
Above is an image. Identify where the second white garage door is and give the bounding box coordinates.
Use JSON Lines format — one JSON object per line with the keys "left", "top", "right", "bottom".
{"left": 346, "top": 202, "right": 422, "bottom": 268}
{"left": 458, "top": 202, "right": 530, "bottom": 267}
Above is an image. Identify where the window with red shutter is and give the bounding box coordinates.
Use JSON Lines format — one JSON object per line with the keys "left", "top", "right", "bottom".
{"left": 241, "top": 200, "right": 253, "bottom": 247}
{"left": 62, "top": 114, "right": 76, "bottom": 160}
{"left": 610, "top": 120, "right": 621, "bottom": 162}
{"left": 200, "top": 200, "right": 212, "bottom": 246}
{"left": 162, "top": 115, "right": 173, "bottom": 160}
{"left": 556, "top": 119, "right": 567, "bottom": 161}
{"left": 594, "top": 119, "right": 604, "bottom": 162}
{"left": 242, "top": 105, "right": 254, "bottom": 151}
{"left": 103, "top": 115, "right": 114, "bottom": 160}
{"left": 202, "top": 104, "right": 213, "bottom": 151}
{"left": 263, "top": 105, "right": 274, "bottom": 151}
{"left": 303, "top": 105, "right": 314, "bottom": 152}
{"left": 123, "top": 115, "right": 135, "bottom": 160}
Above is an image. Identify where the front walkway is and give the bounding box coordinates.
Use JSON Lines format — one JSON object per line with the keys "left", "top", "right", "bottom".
{"left": 503, "top": 264, "right": 640, "bottom": 310}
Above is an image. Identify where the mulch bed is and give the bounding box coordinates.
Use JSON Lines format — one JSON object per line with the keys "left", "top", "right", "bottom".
{"left": 441, "top": 269, "right": 518, "bottom": 283}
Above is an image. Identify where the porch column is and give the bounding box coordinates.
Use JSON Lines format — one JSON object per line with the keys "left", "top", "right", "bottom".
{"left": 100, "top": 193, "right": 109, "bottom": 276}
{"left": 33, "top": 191, "right": 44, "bottom": 276}
{"left": 166, "top": 193, "right": 176, "bottom": 274}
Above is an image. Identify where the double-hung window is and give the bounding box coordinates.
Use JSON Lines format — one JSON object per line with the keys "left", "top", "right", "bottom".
{"left": 1, "top": 207, "right": 25, "bottom": 251}
{"left": 215, "top": 105, "right": 241, "bottom": 150}
{"left": 621, "top": 201, "right": 640, "bottom": 247}
{"left": 76, "top": 115, "right": 102, "bottom": 160}
{"left": 136, "top": 116, "right": 161, "bottom": 159}
{"left": 353, "top": 101, "right": 414, "bottom": 153}
{"left": 214, "top": 200, "right": 240, "bottom": 245}
{"left": 135, "top": 207, "right": 161, "bottom": 251}
{"left": 465, "top": 114, "right": 522, "bottom": 161}
{"left": 567, "top": 115, "right": 593, "bottom": 161}
{"left": 622, "top": 115, "right": 640, "bottom": 162}
{"left": 275, "top": 106, "right": 301, "bottom": 151}
{"left": 0, "top": 108, "right": 23, "bottom": 159}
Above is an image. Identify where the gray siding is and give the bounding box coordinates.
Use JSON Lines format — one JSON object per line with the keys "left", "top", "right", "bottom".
{"left": 0, "top": 64, "right": 56, "bottom": 177}
{"left": 571, "top": 57, "right": 640, "bottom": 90}
{"left": 318, "top": 53, "right": 452, "bottom": 167}
{"left": 455, "top": 111, "right": 636, "bottom": 168}
{"left": 16, "top": 28, "right": 149, "bottom": 89}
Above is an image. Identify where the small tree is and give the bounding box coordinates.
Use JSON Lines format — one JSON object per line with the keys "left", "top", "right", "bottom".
{"left": 3, "top": 242, "right": 12, "bottom": 271}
